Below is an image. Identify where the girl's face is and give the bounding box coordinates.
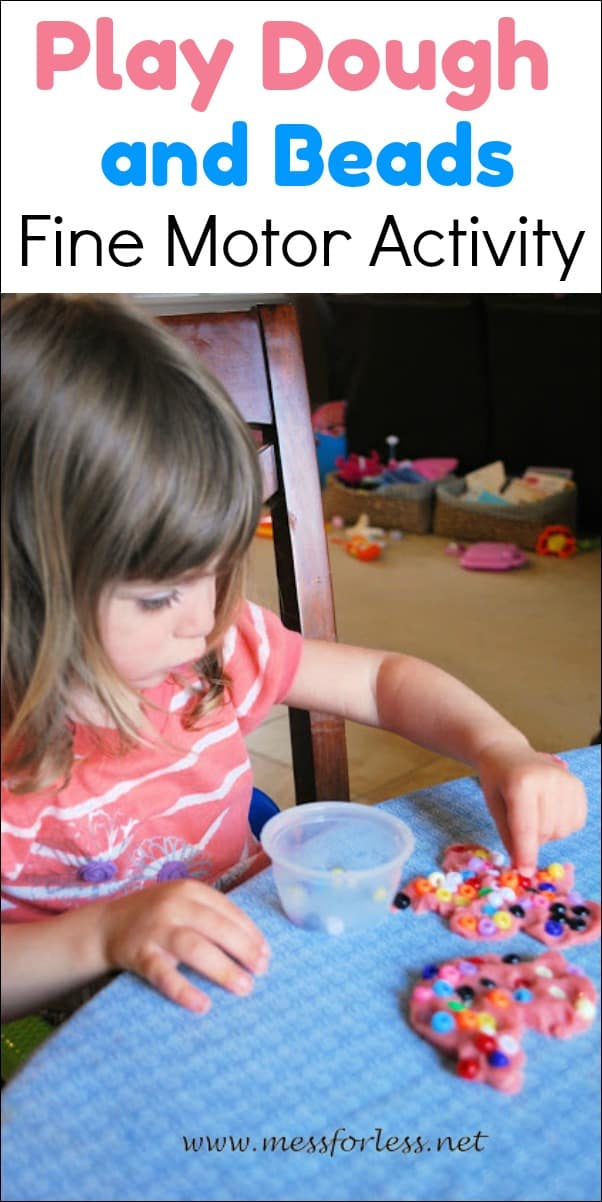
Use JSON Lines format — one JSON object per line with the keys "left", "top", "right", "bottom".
{"left": 98, "top": 571, "right": 217, "bottom": 689}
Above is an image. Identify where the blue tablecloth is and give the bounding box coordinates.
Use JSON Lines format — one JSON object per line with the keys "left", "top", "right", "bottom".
{"left": 2, "top": 747, "right": 600, "bottom": 1202}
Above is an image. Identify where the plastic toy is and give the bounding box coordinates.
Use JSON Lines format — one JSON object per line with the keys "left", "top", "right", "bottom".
{"left": 346, "top": 536, "right": 382, "bottom": 562}
{"left": 459, "top": 543, "right": 528, "bottom": 571}
{"left": 535, "top": 525, "right": 577, "bottom": 557}
{"left": 255, "top": 514, "right": 274, "bottom": 539}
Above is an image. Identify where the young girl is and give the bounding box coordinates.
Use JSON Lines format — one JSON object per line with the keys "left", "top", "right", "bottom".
{"left": 1, "top": 294, "right": 586, "bottom": 1023}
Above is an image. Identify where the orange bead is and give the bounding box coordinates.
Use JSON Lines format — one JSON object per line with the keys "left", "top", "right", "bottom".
{"left": 456, "top": 1009, "right": 479, "bottom": 1030}
{"left": 499, "top": 871, "right": 520, "bottom": 889}
{"left": 458, "top": 914, "right": 478, "bottom": 931}
{"left": 414, "top": 877, "right": 433, "bottom": 896}
{"left": 488, "top": 989, "right": 511, "bottom": 1008}
{"left": 457, "top": 883, "right": 477, "bottom": 900}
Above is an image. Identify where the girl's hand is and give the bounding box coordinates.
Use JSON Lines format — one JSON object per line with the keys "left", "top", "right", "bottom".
{"left": 100, "top": 880, "right": 270, "bottom": 1014}
{"left": 475, "top": 741, "right": 587, "bottom": 874}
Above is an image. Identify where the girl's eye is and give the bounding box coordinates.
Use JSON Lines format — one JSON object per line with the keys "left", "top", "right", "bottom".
{"left": 137, "top": 589, "right": 181, "bottom": 612}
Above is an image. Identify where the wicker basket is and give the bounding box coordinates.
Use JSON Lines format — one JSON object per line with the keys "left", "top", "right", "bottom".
{"left": 433, "top": 477, "right": 578, "bottom": 550}
{"left": 322, "top": 473, "right": 434, "bottom": 534}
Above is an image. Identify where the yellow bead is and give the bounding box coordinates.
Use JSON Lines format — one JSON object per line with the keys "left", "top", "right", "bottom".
{"left": 493, "top": 911, "right": 513, "bottom": 929}
{"left": 547, "top": 862, "right": 565, "bottom": 880}
{"left": 435, "top": 888, "right": 452, "bottom": 902}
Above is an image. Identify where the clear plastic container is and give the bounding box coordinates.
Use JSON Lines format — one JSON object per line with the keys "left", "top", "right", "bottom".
{"left": 261, "top": 802, "right": 414, "bottom": 935}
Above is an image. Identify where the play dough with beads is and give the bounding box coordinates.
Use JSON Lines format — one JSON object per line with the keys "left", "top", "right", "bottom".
{"left": 398, "top": 844, "right": 600, "bottom": 946}
{"left": 409, "top": 950, "right": 597, "bottom": 1093}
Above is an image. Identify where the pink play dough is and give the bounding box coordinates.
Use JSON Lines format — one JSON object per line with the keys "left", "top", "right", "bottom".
{"left": 402, "top": 844, "right": 601, "bottom": 947}
{"left": 409, "top": 949, "right": 597, "bottom": 1092}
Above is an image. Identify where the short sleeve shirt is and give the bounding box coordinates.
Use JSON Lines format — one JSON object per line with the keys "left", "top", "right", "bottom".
{"left": 1, "top": 603, "right": 303, "bottom": 923}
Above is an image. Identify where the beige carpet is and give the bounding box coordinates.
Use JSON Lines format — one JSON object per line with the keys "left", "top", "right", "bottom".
{"left": 246, "top": 532, "right": 600, "bottom": 807}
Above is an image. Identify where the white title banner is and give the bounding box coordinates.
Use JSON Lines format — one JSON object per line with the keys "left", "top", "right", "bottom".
{"left": 1, "top": 0, "right": 600, "bottom": 291}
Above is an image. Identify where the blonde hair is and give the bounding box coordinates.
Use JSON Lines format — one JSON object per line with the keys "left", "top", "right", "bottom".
{"left": 2, "top": 294, "right": 262, "bottom": 792}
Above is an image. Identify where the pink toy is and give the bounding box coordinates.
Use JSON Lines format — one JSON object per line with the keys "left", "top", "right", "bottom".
{"left": 400, "top": 843, "right": 600, "bottom": 948}
{"left": 412, "top": 457, "right": 459, "bottom": 481}
{"left": 409, "top": 949, "right": 597, "bottom": 1093}
{"left": 459, "top": 542, "right": 528, "bottom": 571}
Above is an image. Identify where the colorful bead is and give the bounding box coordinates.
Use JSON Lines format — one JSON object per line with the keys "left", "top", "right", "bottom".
{"left": 456, "top": 985, "right": 476, "bottom": 1002}
{"left": 547, "top": 863, "right": 565, "bottom": 880}
{"left": 457, "top": 1057, "right": 480, "bottom": 1079}
{"left": 488, "top": 988, "right": 511, "bottom": 1008}
{"left": 414, "top": 878, "right": 433, "bottom": 896}
{"left": 477, "top": 918, "right": 497, "bottom": 936}
{"left": 433, "top": 979, "right": 454, "bottom": 997}
{"left": 487, "top": 892, "right": 505, "bottom": 909}
{"left": 478, "top": 886, "right": 493, "bottom": 896}
{"left": 493, "top": 911, "right": 513, "bottom": 930}
{"left": 544, "top": 919, "right": 564, "bottom": 937}
{"left": 502, "top": 953, "right": 522, "bottom": 963}
{"left": 393, "top": 891, "right": 411, "bottom": 909}
{"left": 514, "top": 987, "right": 533, "bottom": 1002}
{"left": 499, "top": 871, "right": 520, "bottom": 890}
{"left": 488, "top": 1050, "right": 510, "bottom": 1068}
{"left": 539, "top": 883, "right": 557, "bottom": 893}
{"left": 476, "top": 1012, "right": 497, "bottom": 1031}
{"left": 534, "top": 965, "right": 554, "bottom": 978}
{"left": 428, "top": 871, "right": 445, "bottom": 887}
{"left": 454, "top": 1009, "right": 478, "bottom": 1028}
{"left": 572, "top": 905, "right": 591, "bottom": 917}
{"left": 435, "top": 888, "right": 453, "bottom": 902}
{"left": 458, "top": 915, "right": 478, "bottom": 932}
{"left": 422, "top": 964, "right": 439, "bottom": 979}
{"left": 475, "top": 1033, "right": 497, "bottom": 1053}
{"left": 457, "top": 883, "right": 477, "bottom": 900}
{"left": 444, "top": 872, "right": 463, "bottom": 890}
{"left": 568, "top": 916, "right": 587, "bottom": 931}
{"left": 447, "top": 1000, "right": 466, "bottom": 1011}
{"left": 491, "top": 851, "right": 506, "bottom": 866}
{"left": 457, "top": 959, "right": 479, "bottom": 974}
{"left": 456, "top": 1009, "right": 480, "bottom": 1030}
{"left": 498, "top": 1034, "right": 519, "bottom": 1055}
{"left": 439, "top": 964, "right": 461, "bottom": 985}
{"left": 413, "top": 985, "right": 434, "bottom": 1002}
{"left": 499, "top": 887, "right": 517, "bottom": 902}
{"left": 431, "top": 1011, "right": 456, "bottom": 1033}
{"left": 474, "top": 849, "right": 489, "bottom": 859}
{"left": 509, "top": 904, "right": 526, "bottom": 917}
{"left": 548, "top": 986, "right": 567, "bottom": 999}
{"left": 479, "top": 978, "right": 496, "bottom": 988}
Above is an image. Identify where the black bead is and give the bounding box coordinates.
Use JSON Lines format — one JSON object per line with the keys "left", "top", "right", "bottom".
{"left": 393, "top": 891, "right": 411, "bottom": 910}
{"left": 479, "top": 978, "right": 496, "bottom": 989}
{"left": 509, "top": 905, "right": 525, "bottom": 918}
{"left": 571, "top": 905, "right": 591, "bottom": 917}
{"left": 456, "top": 985, "right": 475, "bottom": 1001}
{"left": 502, "top": 953, "right": 522, "bottom": 964}
{"left": 550, "top": 903, "right": 567, "bottom": 916}
{"left": 568, "top": 916, "right": 587, "bottom": 931}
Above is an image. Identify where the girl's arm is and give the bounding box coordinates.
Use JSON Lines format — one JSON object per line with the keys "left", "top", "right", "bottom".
{"left": 1, "top": 881, "right": 270, "bottom": 1022}
{"left": 283, "top": 640, "right": 586, "bottom": 871}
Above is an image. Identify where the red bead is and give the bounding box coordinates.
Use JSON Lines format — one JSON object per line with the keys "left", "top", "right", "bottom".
{"left": 475, "top": 1033, "right": 497, "bottom": 1053}
{"left": 458, "top": 1057, "right": 480, "bottom": 1079}
{"left": 518, "top": 874, "right": 533, "bottom": 889}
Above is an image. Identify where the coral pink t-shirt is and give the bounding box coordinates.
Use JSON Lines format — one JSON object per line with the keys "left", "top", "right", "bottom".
{"left": 1, "top": 602, "right": 303, "bottom": 924}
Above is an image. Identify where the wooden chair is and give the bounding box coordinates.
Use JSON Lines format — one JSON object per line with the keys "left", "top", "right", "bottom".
{"left": 161, "top": 303, "right": 350, "bottom": 805}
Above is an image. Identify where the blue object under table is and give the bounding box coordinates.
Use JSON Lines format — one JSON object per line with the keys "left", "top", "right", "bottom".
{"left": 2, "top": 747, "right": 600, "bottom": 1202}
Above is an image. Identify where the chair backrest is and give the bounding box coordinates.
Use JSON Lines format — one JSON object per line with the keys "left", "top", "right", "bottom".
{"left": 162, "top": 303, "right": 350, "bottom": 805}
